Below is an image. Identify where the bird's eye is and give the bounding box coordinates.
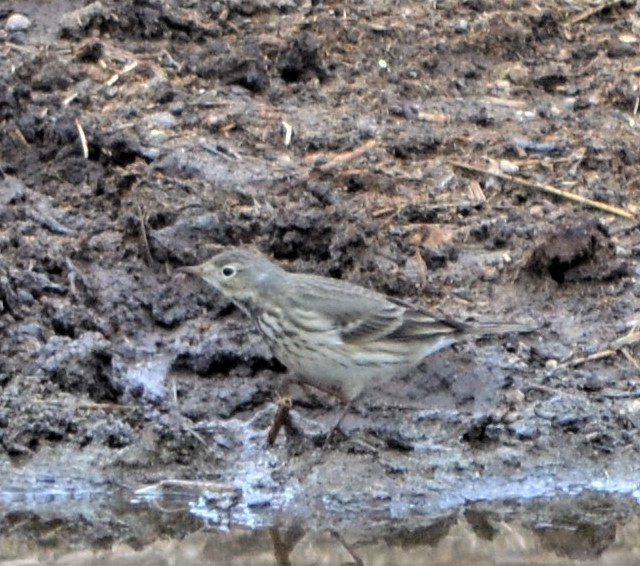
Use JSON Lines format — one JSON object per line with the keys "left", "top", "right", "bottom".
{"left": 221, "top": 265, "right": 236, "bottom": 278}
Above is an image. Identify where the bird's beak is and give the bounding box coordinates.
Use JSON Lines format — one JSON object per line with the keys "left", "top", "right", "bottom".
{"left": 176, "top": 264, "right": 205, "bottom": 278}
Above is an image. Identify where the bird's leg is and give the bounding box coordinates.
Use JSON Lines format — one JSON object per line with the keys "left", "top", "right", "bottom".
{"left": 266, "top": 376, "right": 294, "bottom": 446}
{"left": 323, "top": 397, "right": 356, "bottom": 447}
{"left": 269, "top": 376, "right": 360, "bottom": 447}
{"left": 267, "top": 396, "right": 292, "bottom": 446}
{"left": 291, "top": 381, "right": 361, "bottom": 448}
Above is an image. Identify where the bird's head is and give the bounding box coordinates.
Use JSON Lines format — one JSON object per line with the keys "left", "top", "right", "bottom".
{"left": 177, "top": 248, "right": 285, "bottom": 306}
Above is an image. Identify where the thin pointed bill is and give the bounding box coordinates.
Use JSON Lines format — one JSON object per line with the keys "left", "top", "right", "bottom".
{"left": 176, "top": 264, "right": 206, "bottom": 278}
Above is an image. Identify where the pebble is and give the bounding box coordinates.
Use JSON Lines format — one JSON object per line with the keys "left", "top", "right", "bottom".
{"left": 582, "top": 373, "right": 606, "bottom": 392}
{"left": 454, "top": 19, "right": 469, "bottom": 33}
{"left": 14, "top": 322, "right": 45, "bottom": 340}
{"left": 169, "top": 101, "right": 185, "bottom": 116}
{"left": 5, "top": 14, "right": 31, "bottom": 33}
{"left": 150, "top": 112, "right": 178, "bottom": 128}
{"left": 16, "top": 290, "right": 35, "bottom": 305}
{"left": 508, "top": 422, "right": 539, "bottom": 441}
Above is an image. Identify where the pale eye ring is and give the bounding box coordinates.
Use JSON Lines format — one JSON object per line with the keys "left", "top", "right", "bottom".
{"left": 221, "top": 265, "right": 236, "bottom": 278}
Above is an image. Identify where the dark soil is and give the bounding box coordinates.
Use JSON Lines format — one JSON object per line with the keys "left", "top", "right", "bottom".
{"left": 1, "top": 0, "right": 640, "bottom": 561}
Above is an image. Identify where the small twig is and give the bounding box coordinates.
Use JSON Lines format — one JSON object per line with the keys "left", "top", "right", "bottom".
{"left": 102, "top": 61, "right": 139, "bottom": 89}
{"left": 135, "top": 478, "right": 237, "bottom": 496}
{"left": 199, "top": 139, "right": 240, "bottom": 161}
{"left": 612, "top": 328, "right": 640, "bottom": 369}
{"left": 620, "top": 347, "right": 639, "bottom": 369}
{"left": 549, "top": 329, "right": 639, "bottom": 373}
{"left": 26, "top": 207, "right": 75, "bottom": 235}
{"left": 371, "top": 205, "right": 397, "bottom": 218}
{"left": 184, "top": 425, "right": 212, "bottom": 450}
{"left": 282, "top": 121, "right": 293, "bottom": 146}
{"left": 596, "top": 390, "right": 640, "bottom": 400}
{"left": 65, "top": 257, "right": 88, "bottom": 300}
{"left": 312, "top": 139, "right": 377, "bottom": 175}
{"left": 568, "top": 0, "right": 625, "bottom": 25}
{"left": 561, "top": 349, "right": 617, "bottom": 369}
{"left": 481, "top": 96, "right": 528, "bottom": 109}
{"left": 448, "top": 160, "right": 636, "bottom": 220}
{"left": 13, "top": 128, "right": 29, "bottom": 146}
{"left": 63, "top": 92, "right": 79, "bottom": 106}
{"left": 161, "top": 49, "right": 181, "bottom": 69}
{"left": 331, "top": 532, "right": 365, "bottom": 566}
{"left": 171, "top": 376, "right": 178, "bottom": 404}
{"left": 75, "top": 119, "right": 89, "bottom": 159}
{"left": 136, "top": 203, "right": 153, "bottom": 266}
{"left": 524, "top": 383, "right": 573, "bottom": 397}
{"left": 33, "top": 399, "right": 133, "bottom": 411}
{"left": 610, "top": 330, "right": 640, "bottom": 350}
{"left": 77, "top": 402, "right": 133, "bottom": 411}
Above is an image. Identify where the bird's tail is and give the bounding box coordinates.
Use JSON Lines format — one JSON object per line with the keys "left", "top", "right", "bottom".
{"left": 466, "top": 320, "right": 538, "bottom": 336}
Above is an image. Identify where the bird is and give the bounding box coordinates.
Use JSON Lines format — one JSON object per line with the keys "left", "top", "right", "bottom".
{"left": 178, "top": 247, "right": 534, "bottom": 443}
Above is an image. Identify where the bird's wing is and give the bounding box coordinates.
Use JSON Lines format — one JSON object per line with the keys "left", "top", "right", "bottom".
{"left": 288, "top": 274, "right": 462, "bottom": 346}
{"left": 287, "top": 274, "right": 402, "bottom": 341}
{"left": 385, "top": 295, "right": 467, "bottom": 340}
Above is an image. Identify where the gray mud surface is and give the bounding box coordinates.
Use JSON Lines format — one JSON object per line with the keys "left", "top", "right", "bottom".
{"left": 1, "top": 0, "right": 640, "bottom": 562}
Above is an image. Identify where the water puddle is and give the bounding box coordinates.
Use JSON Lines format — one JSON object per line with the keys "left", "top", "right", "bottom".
{"left": 0, "top": 469, "right": 639, "bottom": 564}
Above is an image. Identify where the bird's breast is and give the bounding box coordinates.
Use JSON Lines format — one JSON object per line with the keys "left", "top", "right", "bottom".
{"left": 255, "top": 309, "right": 282, "bottom": 343}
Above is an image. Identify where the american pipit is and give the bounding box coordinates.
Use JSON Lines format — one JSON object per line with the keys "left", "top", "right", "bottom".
{"left": 178, "top": 247, "right": 533, "bottom": 443}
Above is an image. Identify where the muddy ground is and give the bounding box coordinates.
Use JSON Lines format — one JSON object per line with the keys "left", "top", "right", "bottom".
{"left": 1, "top": 0, "right": 640, "bottom": 562}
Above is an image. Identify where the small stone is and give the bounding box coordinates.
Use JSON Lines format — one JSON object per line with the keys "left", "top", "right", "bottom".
{"left": 500, "top": 159, "right": 519, "bottom": 174}
{"left": 16, "top": 290, "right": 35, "bottom": 305}
{"left": 169, "top": 101, "right": 185, "bottom": 116}
{"left": 581, "top": 373, "right": 606, "bottom": 392}
{"left": 15, "top": 322, "right": 45, "bottom": 340}
{"left": 5, "top": 14, "right": 31, "bottom": 33}
{"left": 508, "top": 422, "right": 539, "bottom": 440}
{"left": 454, "top": 19, "right": 469, "bottom": 33}
{"left": 506, "top": 62, "right": 529, "bottom": 85}
{"left": 150, "top": 112, "right": 178, "bottom": 129}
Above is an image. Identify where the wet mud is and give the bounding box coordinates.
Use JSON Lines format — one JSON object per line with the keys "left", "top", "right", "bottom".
{"left": 1, "top": 0, "right": 640, "bottom": 561}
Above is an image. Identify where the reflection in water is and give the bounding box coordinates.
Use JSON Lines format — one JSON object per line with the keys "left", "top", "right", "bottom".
{"left": 0, "top": 495, "right": 640, "bottom": 564}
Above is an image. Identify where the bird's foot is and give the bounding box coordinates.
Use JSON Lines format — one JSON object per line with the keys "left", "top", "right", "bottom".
{"left": 321, "top": 424, "right": 346, "bottom": 449}
{"left": 321, "top": 403, "right": 353, "bottom": 448}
